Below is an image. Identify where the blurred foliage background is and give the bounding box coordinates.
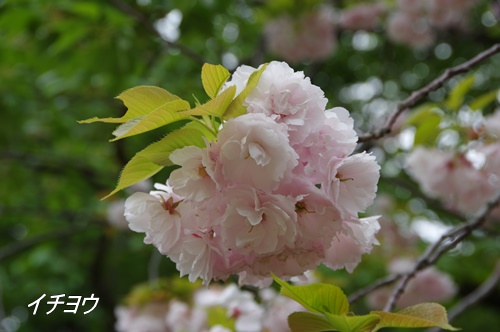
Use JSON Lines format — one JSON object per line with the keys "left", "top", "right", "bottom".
{"left": 1, "top": 0, "right": 500, "bottom": 331}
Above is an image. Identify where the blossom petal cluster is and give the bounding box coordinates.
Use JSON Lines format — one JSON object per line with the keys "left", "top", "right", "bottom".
{"left": 115, "top": 282, "right": 304, "bottom": 332}
{"left": 125, "top": 61, "right": 380, "bottom": 286}
{"left": 406, "top": 109, "right": 500, "bottom": 215}
{"left": 367, "top": 258, "right": 457, "bottom": 310}
{"left": 265, "top": 8, "right": 336, "bottom": 64}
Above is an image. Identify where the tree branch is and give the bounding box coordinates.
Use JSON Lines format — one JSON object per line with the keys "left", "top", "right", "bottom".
{"left": 348, "top": 274, "right": 401, "bottom": 304}
{"left": 426, "top": 260, "right": 500, "bottom": 332}
{"left": 383, "top": 193, "right": 500, "bottom": 312}
{"left": 108, "top": 0, "right": 206, "bottom": 65}
{"left": 358, "top": 43, "right": 500, "bottom": 143}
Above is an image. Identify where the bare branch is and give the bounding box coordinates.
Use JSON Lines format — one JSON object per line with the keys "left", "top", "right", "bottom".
{"left": 108, "top": 0, "right": 206, "bottom": 65}
{"left": 358, "top": 43, "right": 500, "bottom": 143}
{"left": 426, "top": 260, "right": 500, "bottom": 332}
{"left": 383, "top": 193, "right": 500, "bottom": 312}
{"left": 348, "top": 274, "right": 401, "bottom": 304}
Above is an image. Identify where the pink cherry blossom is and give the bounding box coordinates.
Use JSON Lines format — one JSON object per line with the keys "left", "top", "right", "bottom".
{"left": 245, "top": 61, "right": 328, "bottom": 145}
{"left": 168, "top": 145, "right": 216, "bottom": 202}
{"left": 115, "top": 302, "right": 169, "bottom": 332}
{"left": 339, "top": 4, "right": 386, "bottom": 31}
{"left": 386, "top": 11, "right": 434, "bottom": 48}
{"left": 484, "top": 109, "right": 500, "bottom": 139}
{"left": 406, "top": 147, "right": 497, "bottom": 214}
{"left": 123, "top": 61, "right": 381, "bottom": 286}
{"left": 124, "top": 184, "right": 183, "bottom": 255}
{"left": 324, "top": 216, "right": 381, "bottom": 273}
{"left": 325, "top": 152, "right": 381, "bottom": 217}
{"left": 205, "top": 113, "right": 298, "bottom": 192}
{"left": 220, "top": 185, "right": 297, "bottom": 256}
{"left": 367, "top": 258, "right": 457, "bottom": 309}
{"left": 265, "top": 7, "right": 336, "bottom": 64}
{"left": 295, "top": 107, "right": 358, "bottom": 183}
{"left": 260, "top": 288, "right": 305, "bottom": 332}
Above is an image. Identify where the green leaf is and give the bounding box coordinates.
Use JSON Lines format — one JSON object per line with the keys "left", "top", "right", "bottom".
{"left": 288, "top": 312, "right": 334, "bottom": 332}
{"left": 325, "top": 313, "right": 380, "bottom": 332}
{"left": 206, "top": 306, "right": 235, "bottom": 331}
{"left": 110, "top": 99, "right": 190, "bottom": 141}
{"left": 103, "top": 155, "right": 163, "bottom": 200}
{"left": 103, "top": 120, "right": 214, "bottom": 199}
{"left": 468, "top": 89, "right": 499, "bottom": 111}
{"left": 223, "top": 63, "right": 268, "bottom": 120}
{"left": 272, "top": 274, "right": 349, "bottom": 315}
{"left": 201, "top": 63, "right": 231, "bottom": 99}
{"left": 137, "top": 121, "right": 215, "bottom": 166}
{"left": 413, "top": 113, "right": 442, "bottom": 146}
{"left": 444, "top": 74, "right": 476, "bottom": 111}
{"left": 79, "top": 86, "right": 181, "bottom": 124}
{"left": 179, "top": 85, "right": 236, "bottom": 117}
{"left": 371, "top": 303, "right": 460, "bottom": 331}
{"left": 404, "top": 103, "right": 440, "bottom": 127}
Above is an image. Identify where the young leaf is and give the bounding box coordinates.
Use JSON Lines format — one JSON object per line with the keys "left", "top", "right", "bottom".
{"left": 371, "top": 303, "right": 460, "bottom": 331}
{"left": 413, "top": 112, "right": 442, "bottom": 146}
{"left": 288, "top": 312, "right": 334, "bottom": 332}
{"left": 324, "top": 313, "right": 380, "bottom": 332}
{"left": 201, "top": 63, "right": 231, "bottom": 99}
{"left": 272, "top": 274, "right": 349, "bottom": 315}
{"left": 444, "top": 74, "right": 476, "bottom": 111}
{"left": 79, "top": 86, "right": 181, "bottom": 124}
{"left": 110, "top": 99, "right": 190, "bottom": 141}
{"left": 468, "top": 89, "right": 499, "bottom": 111}
{"left": 179, "top": 85, "right": 236, "bottom": 117}
{"left": 223, "top": 63, "right": 268, "bottom": 120}
{"left": 102, "top": 155, "right": 163, "bottom": 200}
{"left": 137, "top": 121, "right": 215, "bottom": 167}
{"left": 404, "top": 103, "right": 440, "bottom": 127}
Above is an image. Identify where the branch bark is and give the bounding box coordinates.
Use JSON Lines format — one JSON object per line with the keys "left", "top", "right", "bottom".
{"left": 383, "top": 194, "right": 500, "bottom": 312}
{"left": 426, "top": 260, "right": 500, "bottom": 332}
{"left": 358, "top": 43, "right": 500, "bottom": 143}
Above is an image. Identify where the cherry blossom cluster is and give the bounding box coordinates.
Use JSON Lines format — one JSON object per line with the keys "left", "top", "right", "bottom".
{"left": 406, "top": 109, "right": 500, "bottom": 215}
{"left": 115, "top": 282, "right": 304, "bottom": 332}
{"left": 386, "top": 0, "right": 479, "bottom": 48}
{"left": 264, "top": 0, "right": 482, "bottom": 61}
{"left": 265, "top": 7, "right": 336, "bottom": 64}
{"left": 125, "top": 61, "right": 381, "bottom": 286}
{"left": 367, "top": 258, "right": 457, "bottom": 309}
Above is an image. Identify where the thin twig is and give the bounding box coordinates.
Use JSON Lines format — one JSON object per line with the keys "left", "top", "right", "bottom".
{"left": 426, "top": 260, "right": 500, "bottom": 332}
{"left": 383, "top": 194, "right": 500, "bottom": 312}
{"left": 358, "top": 43, "right": 500, "bottom": 142}
{"left": 108, "top": 0, "right": 206, "bottom": 65}
{"left": 348, "top": 274, "right": 401, "bottom": 304}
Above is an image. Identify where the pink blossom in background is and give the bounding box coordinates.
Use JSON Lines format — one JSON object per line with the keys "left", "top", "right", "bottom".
{"left": 428, "top": 0, "right": 479, "bottom": 30}
{"left": 124, "top": 61, "right": 381, "bottom": 286}
{"left": 260, "top": 288, "right": 305, "bottom": 332}
{"left": 106, "top": 199, "right": 128, "bottom": 229}
{"left": 115, "top": 302, "right": 170, "bottom": 332}
{"left": 339, "top": 3, "right": 386, "bottom": 31}
{"left": 484, "top": 109, "right": 500, "bottom": 139}
{"left": 406, "top": 147, "right": 498, "bottom": 214}
{"left": 367, "top": 258, "right": 457, "bottom": 309}
{"left": 265, "top": 8, "right": 336, "bottom": 64}
{"left": 386, "top": 11, "right": 434, "bottom": 48}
